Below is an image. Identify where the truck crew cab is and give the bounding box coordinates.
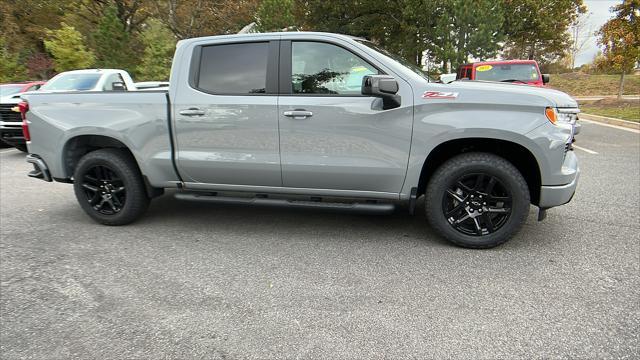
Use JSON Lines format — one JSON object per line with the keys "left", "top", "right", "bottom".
{"left": 22, "top": 32, "right": 580, "bottom": 248}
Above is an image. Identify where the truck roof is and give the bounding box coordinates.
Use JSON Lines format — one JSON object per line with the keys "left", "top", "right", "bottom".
{"left": 461, "top": 60, "right": 539, "bottom": 67}
{"left": 177, "top": 31, "right": 364, "bottom": 47}
{"left": 56, "top": 69, "right": 128, "bottom": 74}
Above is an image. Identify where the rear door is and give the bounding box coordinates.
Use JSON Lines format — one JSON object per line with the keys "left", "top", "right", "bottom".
{"left": 173, "top": 40, "right": 282, "bottom": 186}
{"left": 277, "top": 39, "right": 413, "bottom": 194}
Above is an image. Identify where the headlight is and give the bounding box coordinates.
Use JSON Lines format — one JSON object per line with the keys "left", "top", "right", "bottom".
{"left": 557, "top": 108, "right": 579, "bottom": 124}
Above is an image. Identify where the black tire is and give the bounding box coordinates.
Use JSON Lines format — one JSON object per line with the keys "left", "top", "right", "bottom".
{"left": 425, "top": 152, "right": 530, "bottom": 249}
{"left": 73, "top": 148, "right": 150, "bottom": 225}
{"left": 14, "top": 144, "right": 28, "bottom": 152}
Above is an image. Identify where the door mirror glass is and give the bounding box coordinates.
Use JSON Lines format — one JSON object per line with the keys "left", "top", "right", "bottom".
{"left": 111, "top": 82, "right": 126, "bottom": 91}
{"left": 542, "top": 74, "right": 550, "bottom": 84}
{"left": 362, "top": 75, "right": 401, "bottom": 109}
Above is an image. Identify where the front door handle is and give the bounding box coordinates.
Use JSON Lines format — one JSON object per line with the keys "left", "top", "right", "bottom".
{"left": 179, "top": 108, "right": 206, "bottom": 116}
{"left": 283, "top": 110, "right": 313, "bottom": 119}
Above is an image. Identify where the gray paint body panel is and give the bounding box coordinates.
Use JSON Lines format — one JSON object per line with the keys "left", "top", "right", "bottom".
{"left": 24, "top": 32, "right": 579, "bottom": 209}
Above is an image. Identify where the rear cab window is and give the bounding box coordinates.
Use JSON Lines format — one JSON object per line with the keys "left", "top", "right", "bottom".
{"left": 196, "top": 42, "right": 269, "bottom": 94}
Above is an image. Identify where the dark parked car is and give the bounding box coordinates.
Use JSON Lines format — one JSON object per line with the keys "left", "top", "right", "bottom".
{"left": 1, "top": 81, "right": 46, "bottom": 151}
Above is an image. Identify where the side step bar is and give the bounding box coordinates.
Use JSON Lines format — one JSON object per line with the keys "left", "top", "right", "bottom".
{"left": 174, "top": 192, "right": 395, "bottom": 214}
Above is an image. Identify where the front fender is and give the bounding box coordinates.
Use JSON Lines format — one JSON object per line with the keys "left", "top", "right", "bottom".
{"left": 400, "top": 103, "right": 555, "bottom": 198}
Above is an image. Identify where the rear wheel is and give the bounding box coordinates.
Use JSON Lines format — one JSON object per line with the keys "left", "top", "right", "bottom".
{"left": 425, "top": 152, "right": 530, "bottom": 248}
{"left": 73, "top": 149, "right": 149, "bottom": 225}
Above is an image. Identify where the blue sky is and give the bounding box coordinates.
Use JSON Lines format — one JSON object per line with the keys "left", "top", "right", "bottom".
{"left": 577, "top": 0, "right": 621, "bottom": 66}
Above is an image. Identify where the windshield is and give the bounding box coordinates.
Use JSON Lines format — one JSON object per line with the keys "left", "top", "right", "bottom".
{"left": 355, "top": 40, "right": 431, "bottom": 82}
{"left": 41, "top": 74, "right": 101, "bottom": 91}
{"left": 474, "top": 63, "right": 539, "bottom": 82}
{"left": 0, "top": 85, "right": 24, "bottom": 96}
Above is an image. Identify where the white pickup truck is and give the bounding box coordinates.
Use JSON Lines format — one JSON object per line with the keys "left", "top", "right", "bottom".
{"left": 40, "top": 69, "right": 137, "bottom": 92}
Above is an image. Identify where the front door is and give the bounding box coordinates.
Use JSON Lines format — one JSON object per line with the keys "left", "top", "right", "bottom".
{"left": 173, "top": 40, "right": 281, "bottom": 186}
{"left": 277, "top": 40, "right": 413, "bottom": 194}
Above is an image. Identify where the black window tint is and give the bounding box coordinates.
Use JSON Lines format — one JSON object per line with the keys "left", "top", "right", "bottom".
{"left": 291, "top": 42, "right": 378, "bottom": 95}
{"left": 198, "top": 42, "right": 268, "bottom": 94}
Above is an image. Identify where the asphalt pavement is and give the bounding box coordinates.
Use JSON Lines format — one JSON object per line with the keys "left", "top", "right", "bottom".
{"left": 1, "top": 122, "right": 638, "bottom": 359}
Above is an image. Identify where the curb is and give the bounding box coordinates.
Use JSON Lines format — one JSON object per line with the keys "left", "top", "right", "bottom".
{"left": 579, "top": 113, "right": 640, "bottom": 130}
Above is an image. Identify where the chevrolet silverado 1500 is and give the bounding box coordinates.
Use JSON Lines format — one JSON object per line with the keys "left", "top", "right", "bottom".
{"left": 22, "top": 32, "right": 580, "bottom": 248}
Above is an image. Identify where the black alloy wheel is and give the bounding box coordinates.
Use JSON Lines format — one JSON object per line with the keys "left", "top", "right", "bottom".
{"left": 81, "top": 165, "right": 126, "bottom": 215}
{"left": 73, "top": 148, "right": 150, "bottom": 225}
{"left": 425, "top": 152, "right": 530, "bottom": 249}
{"left": 443, "top": 173, "right": 512, "bottom": 236}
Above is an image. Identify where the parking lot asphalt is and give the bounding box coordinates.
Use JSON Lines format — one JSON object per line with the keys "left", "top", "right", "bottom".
{"left": 1, "top": 122, "right": 638, "bottom": 359}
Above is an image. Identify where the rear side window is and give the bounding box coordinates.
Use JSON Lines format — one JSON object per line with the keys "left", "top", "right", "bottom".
{"left": 197, "top": 42, "right": 268, "bottom": 94}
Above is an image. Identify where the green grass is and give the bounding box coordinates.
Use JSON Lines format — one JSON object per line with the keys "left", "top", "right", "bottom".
{"left": 579, "top": 99, "right": 640, "bottom": 122}
{"left": 548, "top": 73, "right": 640, "bottom": 97}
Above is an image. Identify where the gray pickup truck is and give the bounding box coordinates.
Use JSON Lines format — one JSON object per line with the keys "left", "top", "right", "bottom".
{"left": 22, "top": 32, "right": 580, "bottom": 248}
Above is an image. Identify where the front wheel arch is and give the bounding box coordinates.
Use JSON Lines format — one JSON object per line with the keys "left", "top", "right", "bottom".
{"left": 417, "top": 138, "right": 541, "bottom": 206}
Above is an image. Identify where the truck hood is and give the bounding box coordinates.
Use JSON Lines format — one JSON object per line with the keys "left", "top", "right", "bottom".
{"left": 437, "top": 80, "right": 578, "bottom": 108}
{"left": 0, "top": 95, "right": 23, "bottom": 104}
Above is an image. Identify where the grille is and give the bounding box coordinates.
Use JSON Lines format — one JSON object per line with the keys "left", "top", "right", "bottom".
{"left": 0, "top": 104, "right": 21, "bottom": 123}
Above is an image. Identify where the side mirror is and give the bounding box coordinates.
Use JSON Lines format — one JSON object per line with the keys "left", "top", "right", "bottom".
{"left": 542, "top": 74, "right": 550, "bottom": 84}
{"left": 112, "top": 81, "right": 126, "bottom": 91}
{"left": 362, "top": 75, "right": 401, "bottom": 109}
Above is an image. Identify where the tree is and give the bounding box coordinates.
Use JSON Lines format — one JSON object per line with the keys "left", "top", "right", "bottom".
{"left": 136, "top": 19, "right": 176, "bottom": 81}
{"left": 502, "top": 0, "right": 586, "bottom": 63}
{"left": 256, "top": 0, "right": 295, "bottom": 31}
{"left": 44, "top": 24, "right": 96, "bottom": 72}
{"left": 427, "top": 0, "right": 504, "bottom": 71}
{"left": 568, "top": 11, "right": 592, "bottom": 69}
{"left": 0, "top": 37, "right": 27, "bottom": 82}
{"left": 299, "top": 0, "right": 504, "bottom": 72}
{"left": 150, "top": 0, "right": 260, "bottom": 39}
{"left": 298, "top": 0, "right": 433, "bottom": 66}
{"left": 0, "top": 0, "right": 73, "bottom": 55}
{"left": 73, "top": 0, "right": 151, "bottom": 34}
{"left": 92, "top": 6, "right": 137, "bottom": 71}
{"left": 596, "top": 0, "right": 640, "bottom": 99}
{"left": 26, "top": 53, "right": 55, "bottom": 80}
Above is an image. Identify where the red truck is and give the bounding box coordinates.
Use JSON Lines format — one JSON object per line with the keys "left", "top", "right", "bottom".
{"left": 456, "top": 60, "right": 549, "bottom": 87}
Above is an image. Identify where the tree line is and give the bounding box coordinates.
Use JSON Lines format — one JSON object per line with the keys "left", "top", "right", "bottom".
{"left": 0, "top": 0, "right": 635, "bottom": 83}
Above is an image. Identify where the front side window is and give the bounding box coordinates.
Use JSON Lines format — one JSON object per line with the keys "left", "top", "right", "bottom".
{"left": 291, "top": 42, "right": 378, "bottom": 95}
{"left": 198, "top": 42, "right": 268, "bottom": 94}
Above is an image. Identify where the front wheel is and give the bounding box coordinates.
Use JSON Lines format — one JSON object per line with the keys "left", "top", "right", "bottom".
{"left": 73, "top": 148, "right": 150, "bottom": 225}
{"left": 425, "top": 152, "right": 530, "bottom": 249}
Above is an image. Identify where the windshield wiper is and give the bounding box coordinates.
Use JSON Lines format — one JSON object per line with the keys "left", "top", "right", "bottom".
{"left": 500, "top": 79, "right": 526, "bottom": 83}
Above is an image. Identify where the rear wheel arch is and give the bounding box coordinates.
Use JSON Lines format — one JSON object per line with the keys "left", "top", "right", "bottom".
{"left": 62, "top": 135, "right": 163, "bottom": 198}
{"left": 417, "top": 138, "right": 542, "bottom": 206}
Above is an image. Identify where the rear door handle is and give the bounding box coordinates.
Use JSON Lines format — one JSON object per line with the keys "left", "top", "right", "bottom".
{"left": 283, "top": 110, "right": 313, "bottom": 119}
{"left": 179, "top": 108, "right": 206, "bottom": 116}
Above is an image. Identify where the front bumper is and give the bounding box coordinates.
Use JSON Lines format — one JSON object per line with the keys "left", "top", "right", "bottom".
{"left": 0, "top": 121, "right": 25, "bottom": 146}
{"left": 538, "top": 151, "right": 579, "bottom": 208}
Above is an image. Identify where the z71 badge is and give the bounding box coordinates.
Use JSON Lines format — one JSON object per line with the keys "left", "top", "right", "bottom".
{"left": 422, "top": 91, "right": 459, "bottom": 99}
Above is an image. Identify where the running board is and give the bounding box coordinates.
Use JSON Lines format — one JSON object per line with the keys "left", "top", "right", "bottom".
{"left": 174, "top": 192, "right": 395, "bottom": 214}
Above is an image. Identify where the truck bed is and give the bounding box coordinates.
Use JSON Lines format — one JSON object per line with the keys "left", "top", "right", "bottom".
{"left": 23, "top": 90, "right": 179, "bottom": 187}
